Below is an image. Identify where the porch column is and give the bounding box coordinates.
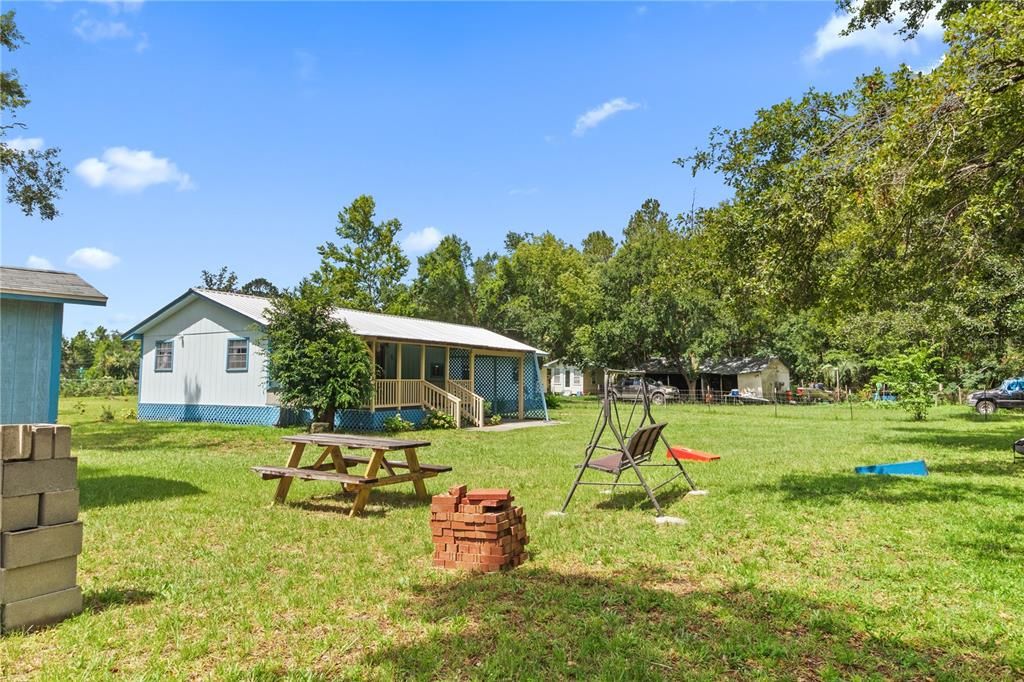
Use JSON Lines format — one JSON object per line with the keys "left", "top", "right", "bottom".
{"left": 396, "top": 343, "right": 402, "bottom": 407}
{"left": 469, "top": 349, "right": 475, "bottom": 388}
{"left": 420, "top": 344, "right": 426, "bottom": 380}
{"left": 518, "top": 354, "right": 525, "bottom": 419}
{"left": 370, "top": 340, "right": 377, "bottom": 412}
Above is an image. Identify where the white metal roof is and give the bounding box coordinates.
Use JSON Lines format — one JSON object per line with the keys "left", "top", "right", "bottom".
{"left": 126, "top": 288, "right": 544, "bottom": 354}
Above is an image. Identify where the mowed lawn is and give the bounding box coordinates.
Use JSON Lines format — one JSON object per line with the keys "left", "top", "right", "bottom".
{"left": 2, "top": 398, "right": 1023, "bottom": 680}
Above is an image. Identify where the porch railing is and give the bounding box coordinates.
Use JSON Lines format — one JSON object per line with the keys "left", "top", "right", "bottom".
{"left": 372, "top": 379, "right": 462, "bottom": 427}
{"left": 446, "top": 379, "right": 485, "bottom": 427}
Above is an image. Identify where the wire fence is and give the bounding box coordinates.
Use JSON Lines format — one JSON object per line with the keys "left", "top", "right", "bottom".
{"left": 60, "top": 378, "right": 138, "bottom": 398}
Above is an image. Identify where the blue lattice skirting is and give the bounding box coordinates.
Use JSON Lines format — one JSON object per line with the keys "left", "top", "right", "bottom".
{"left": 138, "top": 403, "right": 429, "bottom": 430}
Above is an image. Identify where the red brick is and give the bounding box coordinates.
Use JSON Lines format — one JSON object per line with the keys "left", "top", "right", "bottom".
{"left": 448, "top": 484, "right": 467, "bottom": 498}
{"left": 466, "top": 488, "right": 511, "bottom": 501}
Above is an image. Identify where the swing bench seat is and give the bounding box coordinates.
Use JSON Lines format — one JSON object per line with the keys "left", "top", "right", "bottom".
{"left": 580, "top": 422, "right": 668, "bottom": 474}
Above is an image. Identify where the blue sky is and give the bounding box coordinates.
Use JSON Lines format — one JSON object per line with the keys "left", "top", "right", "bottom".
{"left": 2, "top": 1, "right": 948, "bottom": 334}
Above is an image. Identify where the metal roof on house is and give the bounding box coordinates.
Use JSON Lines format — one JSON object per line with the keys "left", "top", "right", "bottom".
{"left": 0, "top": 266, "right": 107, "bottom": 306}
{"left": 698, "top": 356, "right": 777, "bottom": 375}
{"left": 125, "top": 288, "right": 544, "bottom": 354}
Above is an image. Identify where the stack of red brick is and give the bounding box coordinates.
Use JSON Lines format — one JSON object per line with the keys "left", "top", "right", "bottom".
{"left": 430, "top": 485, "right": 528, "bottom": 572}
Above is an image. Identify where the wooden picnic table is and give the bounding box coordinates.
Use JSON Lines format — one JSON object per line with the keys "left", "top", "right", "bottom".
{"left": 251, "top": 433, "right": 452, "bottom": 517}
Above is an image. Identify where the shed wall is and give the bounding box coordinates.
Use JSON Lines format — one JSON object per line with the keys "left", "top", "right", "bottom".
{"left": 0, "top": 299, "right": 61, "bottom": 423}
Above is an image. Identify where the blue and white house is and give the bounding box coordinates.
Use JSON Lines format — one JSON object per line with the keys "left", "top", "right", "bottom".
{"left": 123, "top": 288, "right": 548, "bottom": 429}
{"left": 0, "top": 266, "right": 107, "bottom": 424}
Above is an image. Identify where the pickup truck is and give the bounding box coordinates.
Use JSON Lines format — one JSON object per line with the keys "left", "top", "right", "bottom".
{"left": 608, "top": 377, "right": 679, "bottom": 405}
{"left": 968, "top": 377, "right": 1024, "bottom": 415}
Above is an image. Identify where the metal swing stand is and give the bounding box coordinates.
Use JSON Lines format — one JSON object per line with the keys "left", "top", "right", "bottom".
{"left": 560, "top": 369, "right": 699, "bottom": 516}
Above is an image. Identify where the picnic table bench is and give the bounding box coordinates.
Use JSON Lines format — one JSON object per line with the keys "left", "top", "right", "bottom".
{"left": 251, "top": 433, "right": 452, "bottom": 517}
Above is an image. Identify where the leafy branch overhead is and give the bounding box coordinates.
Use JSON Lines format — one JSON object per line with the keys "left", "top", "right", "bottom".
{"left": 0, "top": 10, "right": 67, "bottom": 220}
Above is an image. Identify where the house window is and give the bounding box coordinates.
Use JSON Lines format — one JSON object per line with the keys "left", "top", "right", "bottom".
{"left": 553, "top": 372, "right": 562, "bottom": 385}
{"left": 155, "top": 340, "right": 174, "bottom": 372}
{"left": 573, "top": 373, "right": 582, "bottom": 386}
{"left": 226, "top": 338, "right": 249, "bottom": 371}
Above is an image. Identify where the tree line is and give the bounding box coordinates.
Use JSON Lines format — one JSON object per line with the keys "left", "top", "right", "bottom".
{"left": 276, "top": 2, "right": 1022, "bottom": 398}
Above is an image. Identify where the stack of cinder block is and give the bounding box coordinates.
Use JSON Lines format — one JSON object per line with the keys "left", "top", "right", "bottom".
{"left": 430, "top": 484, "right": 528, "bottom": 572}
{"left": 1, "top": 424, "right": 83, "bottom": 633}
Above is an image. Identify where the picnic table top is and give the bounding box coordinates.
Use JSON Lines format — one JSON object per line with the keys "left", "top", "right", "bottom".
{"left": 281, "top": 433, "right": 432, "bottom": 450}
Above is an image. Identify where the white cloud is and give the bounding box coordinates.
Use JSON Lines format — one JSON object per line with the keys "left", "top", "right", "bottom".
{"left": 25, "top": 255, "right": 55, "bottom": 270}
{"left": 572, "top": 97, "right": 641, "bottom": 137}
{"left": 67, "top": 247, "right": 120, "bottom": 270}
{"left": 805, "top": 7, "right": 943, "bottom": 63}
{"left": 294, "top": 49, "right": 317, "bottom": 81}
{"left": 73, "top": 12, "right": 132, "bottom": 42}
{"left": 917, "top": 52, "right": 946, "bottom": 74}
{"left": 75, "top": 147, "right": 194, "bottom": 192}
{"left": 402, "top": 226, "right": 443, "bottom": 254}
{"left": 73, "top": 4, "right": 147, "bottom": 48}
{"left": 7, "top": 137, "right": 44, "bottom": 152}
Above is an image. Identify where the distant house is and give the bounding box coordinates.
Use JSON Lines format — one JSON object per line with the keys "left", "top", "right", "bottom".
{"left": 638, "top": 355, "right": 791, "bottom": 398}
{"left": 123, "top": 288, "right": 548, "bottom": 429}
{"left": 0, "top": 266, "right": 107, "bottom": 424}
{"left": 698, "top": 356, "right": 791, "bottom": 398}
{"left": 544, "top": 360, "right": 600, "bottom": 396}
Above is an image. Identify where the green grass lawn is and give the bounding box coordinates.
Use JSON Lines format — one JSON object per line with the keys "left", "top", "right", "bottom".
{"left": 2, "top": 397, "right": 1023, "bottom": 680}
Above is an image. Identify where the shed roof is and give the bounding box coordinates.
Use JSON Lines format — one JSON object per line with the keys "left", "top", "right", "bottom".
{"left": 0, "top": 266, "right": 107, "bottom": 306}
{"left": 125, "top": 288, "right": 545, "bottom": 354}
{"left": 698, "top": 356, "right": 777, "bottom": 375}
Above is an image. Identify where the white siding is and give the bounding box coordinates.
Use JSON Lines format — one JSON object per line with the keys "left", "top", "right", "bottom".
{"left": 737, "top": 372, "right": 763, "bottom": 396}
{"left": 138, "top": 297, "right": 268, "bottom": 406}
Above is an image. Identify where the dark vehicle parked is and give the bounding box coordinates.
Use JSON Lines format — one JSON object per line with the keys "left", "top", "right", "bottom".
{"left": 968, "top": 378, "right": 1024, "bottom": 415}
{"left": 609, "top": 377, "right": 679, "bottom": 405}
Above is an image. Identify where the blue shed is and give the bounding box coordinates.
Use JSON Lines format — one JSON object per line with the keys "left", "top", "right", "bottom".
{"left": 0, "top": 266, "right": 107, "bottom": 424}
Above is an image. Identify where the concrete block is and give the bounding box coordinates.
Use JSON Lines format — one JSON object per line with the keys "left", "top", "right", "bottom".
{"left": 53, "top": 425, "right": 72, "bottom": 459}
{"left": 0, "top": 425, "right": 31, "bottom": 461}
{"left": 1, "top": 586, "right": 82, "bottom": 632}
{"left": 0, "top": 494, "right": 39, "bottom": 532}
{"left": 1, "top": 521, "right": 83, "bottom": 569}
{"left": 0, "top": 556, "right": 77, "bottom": 603}
{"left": 0, "top": 458, "right": 77, "bottom": 497}
{"left": 38, "top": 489, "right": 79, "bottom": 526}
{"left": 29, "top": 425, "right": 55, "bottom": 460}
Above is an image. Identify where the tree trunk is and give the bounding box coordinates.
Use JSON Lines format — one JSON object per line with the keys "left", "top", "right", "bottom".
{"left": 317, "top": 406, "right": 336, "bottom": 431}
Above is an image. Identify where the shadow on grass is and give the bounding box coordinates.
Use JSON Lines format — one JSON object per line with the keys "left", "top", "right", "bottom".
{"left": 83, "top": 587, "right": 157, "bottom": 614}
{"left": 291, "top": 488, "right": 431, "bottom": 518}
{"left": 953, "top": 515, "right": 1024, "bottom": 563}
{"left": 776, "top": 472, "right": 1020, "bottom": 506}
{"left": 79, "top": 473, "right": 205, "bottom": 509}
{"left": 70, "top": 419, "right": 275, "bottom": 454}
{"left": 591, "top": 483, "right": 691, "bottom": 511}
{"left": 356, "top": 568, "right": 1015, "bottom": 680}
{"left": 886, "top": 422, "right": 1024, "bottom": 455}
{"left": 929, "top": 459, "right": 1024, "bottom": 477}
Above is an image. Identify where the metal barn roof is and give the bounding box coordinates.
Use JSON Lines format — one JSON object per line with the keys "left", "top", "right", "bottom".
{"left": 0, "top": 266, "right": 107, "bottom": 306}
{"left": 125, "top": 288, "right": 544, "bottom": 354}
